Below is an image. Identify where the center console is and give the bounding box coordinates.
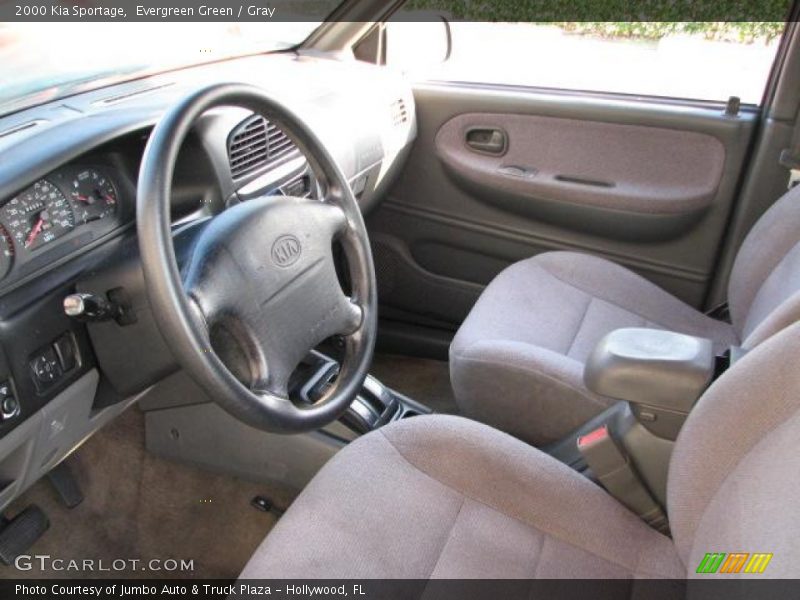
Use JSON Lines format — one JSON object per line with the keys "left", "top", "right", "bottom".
{"left": 545, "top": 327, "right": 742, "bottom": 532}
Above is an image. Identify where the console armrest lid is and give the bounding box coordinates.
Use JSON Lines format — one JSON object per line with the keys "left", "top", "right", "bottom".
{"left": 584, "top": 328, "right": 715, "bottom": 412}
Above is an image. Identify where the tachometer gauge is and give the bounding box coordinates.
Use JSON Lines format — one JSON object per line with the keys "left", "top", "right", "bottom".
{"left": 68, "top": 168, "right": 118, "bottom": 224}
{"left": 3, "top": 180, "right": 74, "bottom": 251}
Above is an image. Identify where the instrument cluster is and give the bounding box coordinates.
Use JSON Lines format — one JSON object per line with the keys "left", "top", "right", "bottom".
{"left": 0, "top": 165, "right": 125, "bottom": 283}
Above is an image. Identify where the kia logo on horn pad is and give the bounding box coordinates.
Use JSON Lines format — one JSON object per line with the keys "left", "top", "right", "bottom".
{"left": 271, "top": 235, "right": 302, "bottom": 267}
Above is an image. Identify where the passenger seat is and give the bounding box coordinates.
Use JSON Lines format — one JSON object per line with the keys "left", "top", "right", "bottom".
{"left": 450, "top": 185, "right": 800, "bottom": 446}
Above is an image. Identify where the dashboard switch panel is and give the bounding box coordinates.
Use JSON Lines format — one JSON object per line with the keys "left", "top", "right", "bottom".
{"left": 30, "top": 348, "right": 62, "bottom": 390}
{"left": 53, "top": 334, "right": 78, "bottom": 372}
{"left": 30, "top": 332, "right": 81, "bottom": 393}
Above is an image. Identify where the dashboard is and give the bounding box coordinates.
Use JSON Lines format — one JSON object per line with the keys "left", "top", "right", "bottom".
{"left": 0, "top": 53, "right": 415, "bottom": 296}
{"left": 0, "top": 49, "right": 417, "bottom": 511}
{"left": 0, "top": 50, "right": 417, "bottom": 289}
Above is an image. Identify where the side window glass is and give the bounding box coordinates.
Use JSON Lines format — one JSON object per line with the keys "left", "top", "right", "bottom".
{"left": 386, "top": 19, "right": 786, "bottom": 104}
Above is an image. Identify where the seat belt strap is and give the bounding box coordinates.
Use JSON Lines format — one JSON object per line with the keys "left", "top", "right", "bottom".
{"left": 577, "top": 426, "right": 669, "bottom": 534}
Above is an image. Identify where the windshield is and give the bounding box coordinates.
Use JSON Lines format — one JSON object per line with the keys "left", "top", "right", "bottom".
{"left": 0, "top": 19, "right": 335, "bottom": 116}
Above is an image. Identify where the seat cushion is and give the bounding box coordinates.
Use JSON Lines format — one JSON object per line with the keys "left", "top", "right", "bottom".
{"left": 239, "top": 415, "right": 683, "bottom": 579}
{"left": 450, "top": 251, "right": 737, "bottom": 446}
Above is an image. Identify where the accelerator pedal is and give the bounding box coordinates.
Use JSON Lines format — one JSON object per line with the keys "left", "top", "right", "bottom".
{"left": 0, "top": 505, "right": 49, "bottom": 565}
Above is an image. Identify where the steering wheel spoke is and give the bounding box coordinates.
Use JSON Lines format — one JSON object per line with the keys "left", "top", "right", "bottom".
{"left": 337, "top": 297, "right": 364, "bottom": 336}
{"left": 184, "top": 293, "right": 211, "bottom": 339}
{"left": 252, "top": 371, "right": 289, "bottom": 401}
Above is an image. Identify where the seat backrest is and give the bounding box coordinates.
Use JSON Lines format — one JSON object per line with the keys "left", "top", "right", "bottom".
{"left": 728, "top": 185, "right": 800, "bottom": 347}
{"left": 667, "top": 320, "right": 800, "bottom": 577}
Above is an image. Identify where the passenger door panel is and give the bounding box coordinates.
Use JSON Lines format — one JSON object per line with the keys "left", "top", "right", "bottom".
{"left": 435, "top": 112, "right": 725, "bottom": 241}
{"left": 368, "top": 83, "right": 757, "bottom": 333}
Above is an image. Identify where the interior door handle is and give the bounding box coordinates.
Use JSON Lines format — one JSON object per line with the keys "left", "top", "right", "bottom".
{"left": 466, "top": 127, "right": 507, "bottom": 155}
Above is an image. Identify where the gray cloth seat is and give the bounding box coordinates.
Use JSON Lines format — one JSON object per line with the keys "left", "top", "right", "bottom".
{"left": 450, "top": 186, "right": 800, "bottom": 446}
{"left": 240, "top": 321, "right": 800, "bottom": 578}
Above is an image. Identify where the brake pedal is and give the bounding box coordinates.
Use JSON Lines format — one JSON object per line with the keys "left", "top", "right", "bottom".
{"left": 47, "top": 462, "right": 83, "bottom": 508}
{"left": 0, "top": 505, "right": 49, "bottom": 565}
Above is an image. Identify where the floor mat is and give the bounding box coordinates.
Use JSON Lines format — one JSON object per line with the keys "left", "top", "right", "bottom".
{"left": 369, "top": 353, "right": 459, "bottom": 414}
{"left": 1, "top": 407, "right": 295, "bottom": 579}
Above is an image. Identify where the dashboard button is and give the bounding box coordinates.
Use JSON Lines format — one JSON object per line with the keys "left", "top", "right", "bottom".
{"left": 53, "top": 334, "right": 77, "bottom": 371}
{"left": 1, "top": 395, "right": 19, "bottom": 419}
{"left": 30, "top": 348, "right": 61, "bottom": 389}
{"left": 0, "top": 381, "right": 19, "bottom": 420}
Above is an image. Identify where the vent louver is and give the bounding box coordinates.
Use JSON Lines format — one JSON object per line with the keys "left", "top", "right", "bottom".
{"left": 228, "top": 115, "right": 298, "bottom": 179}
{"left": 390, "top": 98, "right": 408, "bottom": 127}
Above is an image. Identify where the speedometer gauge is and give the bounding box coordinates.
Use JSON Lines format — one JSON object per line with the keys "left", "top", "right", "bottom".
{"left": 3, "top": 180, "right": 74, "bottom": 251}
{"left": 68, "top": 168, "right": 118, "bottom": 224}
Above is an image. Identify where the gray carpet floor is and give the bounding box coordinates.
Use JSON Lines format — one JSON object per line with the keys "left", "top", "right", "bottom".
{"left": 0, "top": 353, "right": 456, "bottom": 579}
{"left": 1, "top": 407, "right": 295, "bottom": 579}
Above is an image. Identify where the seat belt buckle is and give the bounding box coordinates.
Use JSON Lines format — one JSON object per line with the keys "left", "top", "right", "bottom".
{"left": 577, "top": 425, "right": 669, "bottom": 533}
{"left": 788, "top": 169, "right": 800, "bottom": 190}
{"left": 577, "top": 425, "right": 611, "bottom": 450}
{"left": 577, "top": 425, "right": 625, "bottom": 474}
{"left": 779, "top": 149, "right": 800, "bottom": 189}
{"left": 705, "top": 301, "right": 730, "bottom": 322}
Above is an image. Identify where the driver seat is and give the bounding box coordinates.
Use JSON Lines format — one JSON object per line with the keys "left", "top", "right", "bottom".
{"left": 240, "top": 321, "right": 800, "bottom": 579}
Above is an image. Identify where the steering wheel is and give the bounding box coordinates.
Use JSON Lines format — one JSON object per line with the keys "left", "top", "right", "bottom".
{"left": 136, "top": 83, "right": 377, "bottom": 433}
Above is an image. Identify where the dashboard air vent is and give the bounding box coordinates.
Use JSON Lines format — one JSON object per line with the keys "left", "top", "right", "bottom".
{"left": 390, "top": 98, "right": 408, "bottom": 127}
{"left": 228, "top": 115, "right": 298, "bottom": 179}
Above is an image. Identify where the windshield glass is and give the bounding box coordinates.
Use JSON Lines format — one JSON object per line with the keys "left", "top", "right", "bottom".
{"left": 0, "top": 18, "right": 336, "bottom": 116}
